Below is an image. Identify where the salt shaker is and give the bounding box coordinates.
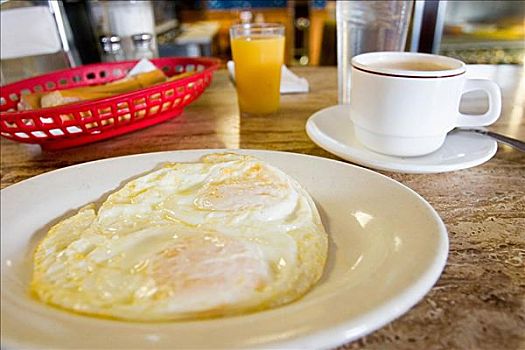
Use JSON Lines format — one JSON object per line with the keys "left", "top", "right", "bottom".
{"left": 100, "top": 35, "right": 125, "bottom": 62}
{"left": 132, "top": 33, "right": 154, "bottom": 60}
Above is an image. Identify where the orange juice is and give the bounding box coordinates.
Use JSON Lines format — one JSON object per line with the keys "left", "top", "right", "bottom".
{"left": 231, "top": 35, "right": 285, "bottom": 114}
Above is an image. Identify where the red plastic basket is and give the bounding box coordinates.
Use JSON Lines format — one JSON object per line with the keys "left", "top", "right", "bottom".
{"left": 0, "top": 57, "right": 219, "bottom": 150}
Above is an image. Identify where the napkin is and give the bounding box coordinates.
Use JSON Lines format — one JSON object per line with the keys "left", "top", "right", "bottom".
{"left": 127, "top": 58, "right": 159, "bottom": 77}
{"left": 227, "top": 61, "right": 309, "bottom": 94}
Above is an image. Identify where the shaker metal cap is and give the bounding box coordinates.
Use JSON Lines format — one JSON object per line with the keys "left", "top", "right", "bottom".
{"left": 99, "top": 34, "right": 122, "bottom": 53}
{"left": 100, "top": 35, "right": 121, "bottom": 44}
{"left": 132, "top": 33, "right": 153, "bottom": 43}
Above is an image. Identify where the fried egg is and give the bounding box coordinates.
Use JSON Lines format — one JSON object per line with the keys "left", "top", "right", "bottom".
{"left": 31, "top": 153, "right": 328, "bottom": 321}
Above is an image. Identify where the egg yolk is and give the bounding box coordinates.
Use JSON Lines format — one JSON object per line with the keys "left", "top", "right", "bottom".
{"left": 149, "top": 234, "right": 271, "bottom": 302}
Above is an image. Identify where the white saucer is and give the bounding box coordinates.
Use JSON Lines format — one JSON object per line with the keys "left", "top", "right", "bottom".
{"left": 306, "top": 105, "right": 497, "bottom": 174}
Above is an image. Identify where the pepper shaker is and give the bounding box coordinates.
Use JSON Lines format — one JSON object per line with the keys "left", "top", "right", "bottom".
{"left": 100, "top": 35, "right": 125, "bottom": 62}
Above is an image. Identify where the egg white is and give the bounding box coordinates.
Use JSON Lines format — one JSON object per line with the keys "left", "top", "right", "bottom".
{"left": 31, "top": 153, "right": 328, "bottom": 321}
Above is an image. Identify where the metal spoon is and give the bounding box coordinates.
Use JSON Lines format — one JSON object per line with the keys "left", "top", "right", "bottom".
{"left": 455, "top": 128, "right": 525, "bottom": 152}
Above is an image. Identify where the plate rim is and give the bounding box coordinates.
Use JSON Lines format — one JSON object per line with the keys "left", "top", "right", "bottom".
{"left": 306, "top": 105, "right": 498, "bottom": 174}
{"left": 1, "top": 149, "right": 449, "bottom": 349}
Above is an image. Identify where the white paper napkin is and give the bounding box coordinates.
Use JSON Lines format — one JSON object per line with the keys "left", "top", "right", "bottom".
{"left": 227, "top": 61, "right": 309, "bottom": 94}
{"left": 126, "top": 58, "right": 158, "bottom": 77}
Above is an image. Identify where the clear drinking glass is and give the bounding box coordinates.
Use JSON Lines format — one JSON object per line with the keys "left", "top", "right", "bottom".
{"left": 337, "top": 0, "right": 414, "bottom": 104}
{"left": 230, "top": 23, "right": 285, "bottom": 114}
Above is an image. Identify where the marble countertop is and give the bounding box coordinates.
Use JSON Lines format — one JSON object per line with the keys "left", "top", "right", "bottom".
{"left": 1, "top": 65, "right": 524, "bottom": 349}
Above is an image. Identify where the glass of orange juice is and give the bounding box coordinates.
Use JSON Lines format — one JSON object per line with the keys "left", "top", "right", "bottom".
{"left": 230, "top": 23, "right": 285, "bottom": 114}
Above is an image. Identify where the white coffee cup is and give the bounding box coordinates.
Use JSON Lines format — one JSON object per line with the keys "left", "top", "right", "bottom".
{"left": 349, "top": 52, "right": 501, "bottom": 157}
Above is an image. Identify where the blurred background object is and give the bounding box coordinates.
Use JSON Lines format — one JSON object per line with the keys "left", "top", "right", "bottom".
{"left": 293, "top": 0, "right": 311, "bottom": 66}
{"left": 89, "top": 1, "right": 158, "bottom": 59}
{"left": 1, "top": 0, "right": 523, "bottom": 85}
{"left": 0, "top": 0, "right": 79, "bottom": 84}
{"left": 411, "top": 0, "right": 524, "bottom": 64}
{"left": 439, "top": 0, "right": 524, "bottom": 64}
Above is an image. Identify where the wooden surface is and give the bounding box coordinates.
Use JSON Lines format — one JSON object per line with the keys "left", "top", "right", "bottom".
{"left": 1, "top": 66, "right": 524, "bottom": 349}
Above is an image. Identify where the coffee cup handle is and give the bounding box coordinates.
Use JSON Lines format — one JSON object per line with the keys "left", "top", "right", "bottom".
{"left": 456, "top": 79, "right": 502, "bottom": 127}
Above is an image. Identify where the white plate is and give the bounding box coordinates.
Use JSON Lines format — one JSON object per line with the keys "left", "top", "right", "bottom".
{"left": 1, "top": 150, "right": 448, "bottom": 349}
{"left": 306, "top": 105, "right": 498, "bottom": 173}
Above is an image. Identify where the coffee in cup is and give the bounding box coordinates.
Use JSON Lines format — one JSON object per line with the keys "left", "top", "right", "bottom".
{"left": 349, "top": 52, "right": 501, "bottom": 157}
